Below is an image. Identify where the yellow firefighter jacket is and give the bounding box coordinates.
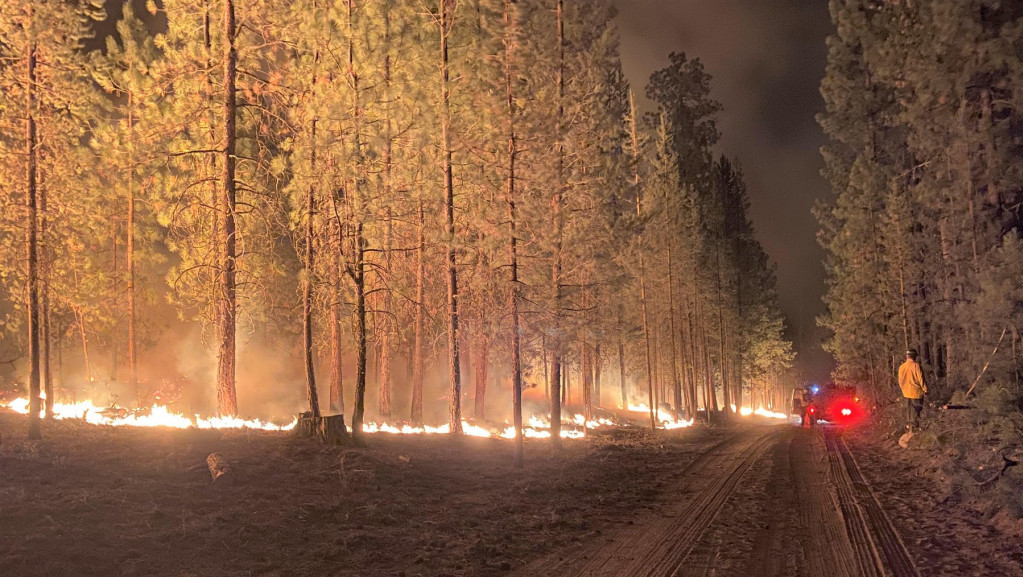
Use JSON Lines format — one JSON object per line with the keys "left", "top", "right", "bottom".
{"left": 898, "top": 359, "right": 927, "bottom": 399}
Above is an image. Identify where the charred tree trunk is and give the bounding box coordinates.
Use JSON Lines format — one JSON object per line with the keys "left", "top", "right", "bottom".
{"left": 216, "top": 0, "right": 239, "bottom": 417}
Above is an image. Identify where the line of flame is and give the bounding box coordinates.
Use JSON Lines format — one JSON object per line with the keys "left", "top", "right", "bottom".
{"left": 1, "top": 396, "right": 700, "bottom": 438}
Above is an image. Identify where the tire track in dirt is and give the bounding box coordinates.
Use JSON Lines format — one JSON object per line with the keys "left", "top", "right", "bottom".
{"left": 513, "top": 426, "right": 782, "bottom": 577}
{"left": 824, "top": 428, "right": 921, "bottom": 577}
{"left": 785, "top": 429, "right": 860, "bottom": 577}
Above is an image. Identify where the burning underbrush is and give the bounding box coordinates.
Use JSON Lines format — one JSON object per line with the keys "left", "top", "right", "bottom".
{"left": 0, "top": 392, "right": 704, "bottom": 439}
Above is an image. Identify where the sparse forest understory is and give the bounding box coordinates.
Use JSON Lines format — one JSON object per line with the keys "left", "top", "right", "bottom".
{"left": 0, "top": 0, "right": 792, "bottom": 446}
{"left": 818, "top": 0, "right": 1023, "bottom": 410}
{"left": 818, "top": 1, "right": 1023, "bottom": 521}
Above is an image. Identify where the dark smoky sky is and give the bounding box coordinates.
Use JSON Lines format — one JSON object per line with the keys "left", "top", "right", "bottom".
{"left": 613, "top": 0, "right": 835, "bottom": 380}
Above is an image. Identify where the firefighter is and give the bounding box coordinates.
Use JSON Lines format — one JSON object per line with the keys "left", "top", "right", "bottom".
{"left": 898, "top": 348, "right": 927, "bottom": 431}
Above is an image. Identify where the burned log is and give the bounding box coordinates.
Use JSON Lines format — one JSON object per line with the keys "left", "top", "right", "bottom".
{"left": 206, "top": 452, "right": 233, "bottom": 485}
{"left": 295, "top": 412, "right": 352, "bottom": 446}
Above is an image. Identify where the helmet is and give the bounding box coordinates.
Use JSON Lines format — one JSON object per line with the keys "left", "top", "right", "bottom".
{"left": 906, "top": 349, "right": 918, "bottom": 359}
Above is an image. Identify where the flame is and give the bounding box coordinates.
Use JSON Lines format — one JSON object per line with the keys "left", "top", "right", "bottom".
{"left": 625, "top": 402, "right": 694, "bottom": 429}
{"left": 3, "top": 397, "right": 295, "bottom": 431}
{"left": 0, "top": 396, "right": 617, "bottom": 438}
{"left": 4, "top": 390, "right": 740, "bottom": 437}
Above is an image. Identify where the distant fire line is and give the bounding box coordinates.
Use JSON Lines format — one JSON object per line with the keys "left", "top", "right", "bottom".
{"left": 1, "top": 397, "right": 785, "bottom": 438}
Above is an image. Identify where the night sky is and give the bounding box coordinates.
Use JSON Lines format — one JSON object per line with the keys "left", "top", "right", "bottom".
{"left": 614, "top": 0, "right": 835, "bottom": 379}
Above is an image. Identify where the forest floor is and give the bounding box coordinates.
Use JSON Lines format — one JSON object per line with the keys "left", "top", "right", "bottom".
{"left": 2, "top": 409, "right": 1022, "bottom": 577}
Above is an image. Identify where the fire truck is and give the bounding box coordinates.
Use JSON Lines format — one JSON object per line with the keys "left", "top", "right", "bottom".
{"left": 791, "top": 383, "right": 860, "bottom": 426}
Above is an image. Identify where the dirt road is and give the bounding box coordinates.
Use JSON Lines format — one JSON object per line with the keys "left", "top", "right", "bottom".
{"left": 515, "top": 424, "right": 1022, "bottom": 577}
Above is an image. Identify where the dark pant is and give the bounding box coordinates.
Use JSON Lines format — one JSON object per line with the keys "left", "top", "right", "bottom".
{"left": 906, "top": 398, "right": 923, "bottom": 429}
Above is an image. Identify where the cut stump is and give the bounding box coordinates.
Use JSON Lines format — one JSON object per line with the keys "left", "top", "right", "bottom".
{"left": 296, "top": 412, "right": 352, "bottom": 446}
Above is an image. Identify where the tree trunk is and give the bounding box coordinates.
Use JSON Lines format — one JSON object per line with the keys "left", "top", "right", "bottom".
{"left": 440, "top": 0, "right": 462, "bottom": 435}
{"left": 503, "top": 0, "right": 523, "bottom": 466}
{"left": 474, "top": 333, "right": 489, "bottom": 419}
{"left": 350, "top": 226, "right": 368, "bottom": 446}
{"left": 378, "top": 15, "right": 394, "bottom": 422}
{"left": 127, "top": 89, "right": 138, "bottom": 407}
{"left": 593, "top": 343, "right": 601, "bottom": 408}
{"left": 618, "top": 314, "right": 627, "bottom": 410}
{"left": 410, "top": 200, "right": 425, "bottom": 424}
{"left": 548, "top": 0, "right": 565, "bottom": 449}
{"left": 216, "top": 0, "right": 239, "bottom": 417}
{"left": 582, "top": 338, "right": 592, "bottom": 422}
{"left": 303, "top": 116, "right": 320, "bottom": 418}
{"left": 26, "top": 33, "right": 41, "bottom": 440}
{"left": 40, "top": 163, "right": 52, "bottom": 418}
{"left": 715, "top": 249, "right": 730, "bottom": 414}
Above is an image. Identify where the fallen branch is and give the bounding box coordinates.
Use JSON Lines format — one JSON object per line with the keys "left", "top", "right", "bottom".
{"left": 965, "top": 327, "right": 1008, "bottom": 398}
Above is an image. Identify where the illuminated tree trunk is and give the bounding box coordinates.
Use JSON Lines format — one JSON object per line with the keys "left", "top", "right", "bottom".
{"left": 40, "top": 165, "right": 52, "bottom": 419}
{"left": 410, "top": 200, "right": 425, "bottom": 424}
{"left": 581, "top": 337, "right": 592, "bottom": 422}
{"left": 329, "top": 205, "right": 344, "bottom": 414}
{"left": 303, "top": 116, "right": 320, "bottom": 418}
{"left": 716, "top": 249, "right": 730, "bottom": 414}
{"left": 216, "top": 0, "right": 239, "bottom": 417}
{"left": 548, "top": 0, "right": 565, "bottom": 448}
{"left": 350, "top": 226, "right": 368, "bottom": 446}
{"left": 26, "top": 32, "right": 41, "bottom": 440}
{"left": 618, "top": 311, "right": 627, "bottom": 410}
{"left": 127, "top": 90, "right": 138, "bottom": 407}
{"left": 473, "top": 324, "right": 489, "bottom": 420}
{"left": 502, "top": 0, "right": 523, "bottom": 466}
{"left": 629, "top": 93, "right": 656, "bottom": 431}
{"left": 667, "top": 247, "right": 682, "bottom": 416}
{"left": 593, "top": 343, "right": 601, "bottom": 408}
{"left": 377, "top": 11, "right": 394, "bottom": 421}
{"left": 329, "top": 271, "right": 344, "bottom": 413}
{"left": 439, "top": 0, "right": 462, "bottom": 434}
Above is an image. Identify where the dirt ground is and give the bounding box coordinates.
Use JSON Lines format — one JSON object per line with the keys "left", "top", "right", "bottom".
{"left": 2, "top": 410, "right": 1022, "bottom": 577}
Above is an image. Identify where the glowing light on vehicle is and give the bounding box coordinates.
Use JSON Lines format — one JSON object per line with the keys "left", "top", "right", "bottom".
{"left": 811, "top": 385, "right": 820, "bottom": 394}
{"left": 841, "top": 408, "right": 852, "bottom": 417}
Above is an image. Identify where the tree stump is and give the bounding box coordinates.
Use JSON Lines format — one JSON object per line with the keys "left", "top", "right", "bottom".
{"left": 295, "top": 413, "right": 352, "bottom": 447}
{"left": 206, "top": 452, "right": 233, "bottom": 486}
